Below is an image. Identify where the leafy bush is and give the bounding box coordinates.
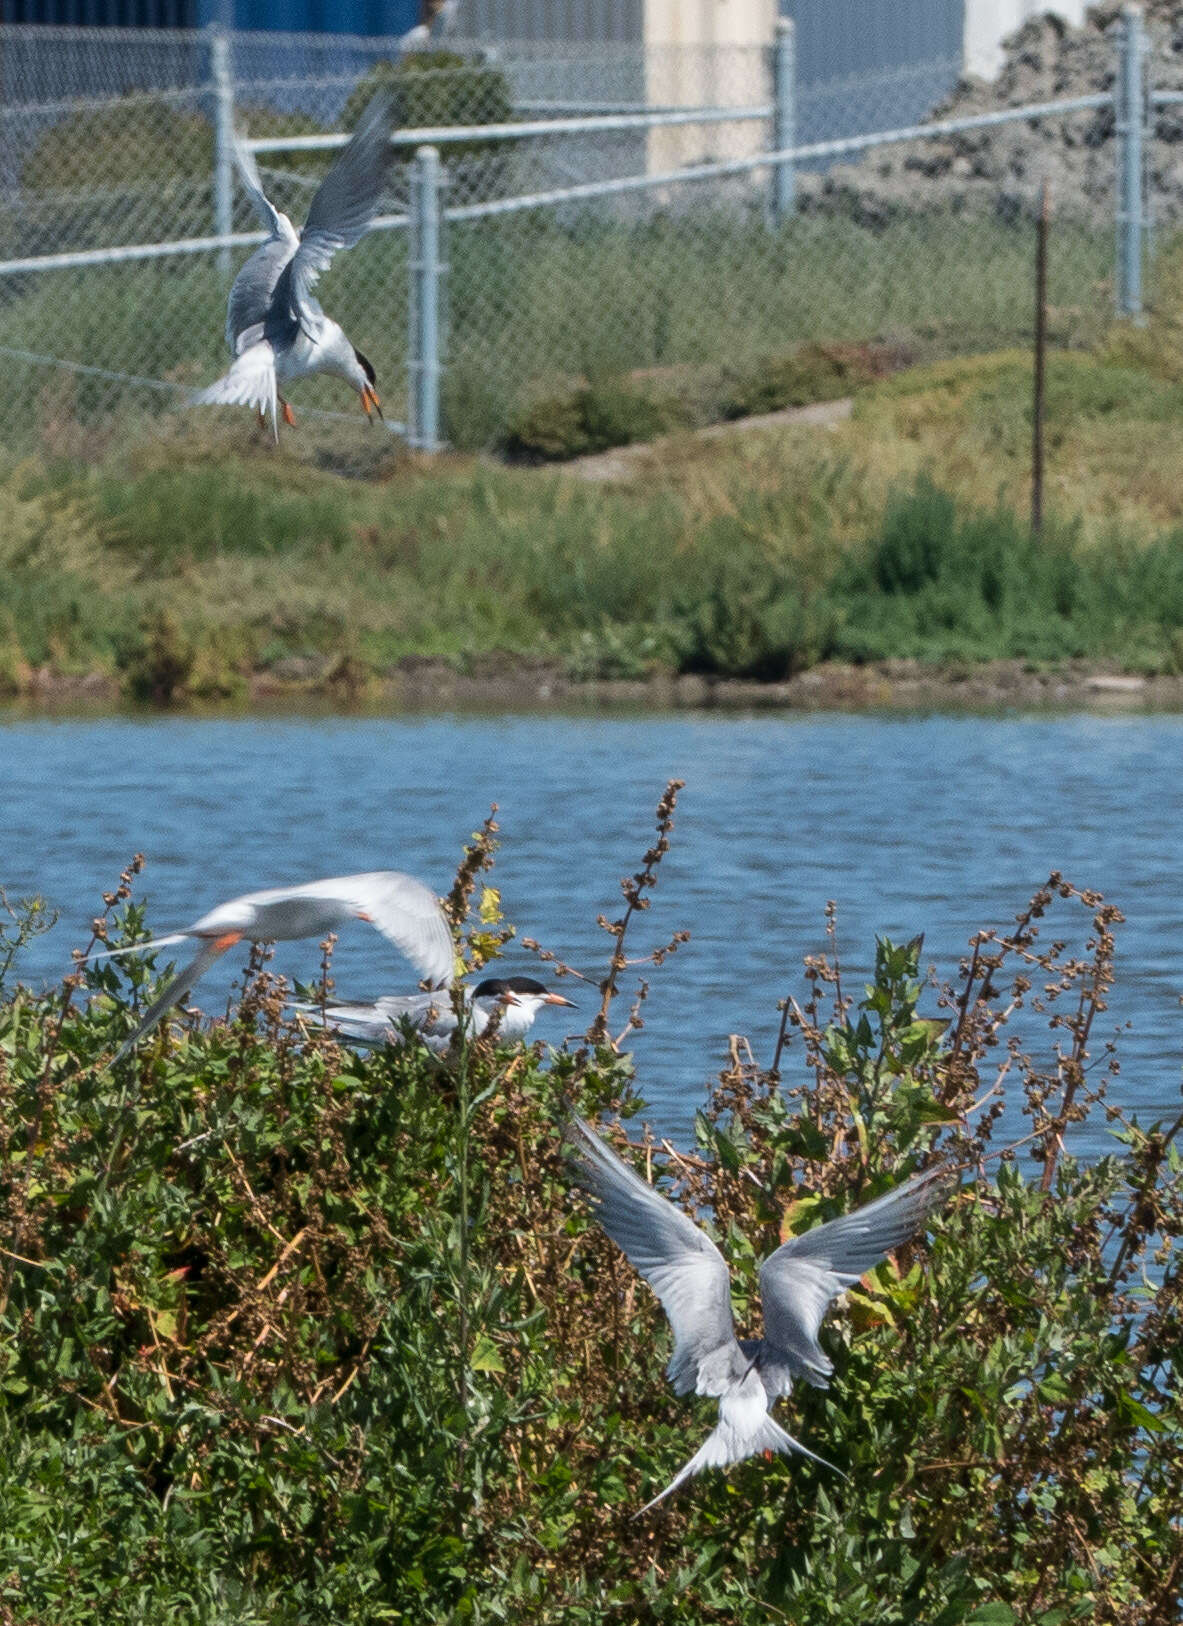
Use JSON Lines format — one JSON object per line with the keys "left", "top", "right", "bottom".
{"left": 668, "top": 532, "right": 832, "bottom": 680}
{"left": 0, "top": 802, "right": 1180, "bottom": 1622}
{"left": 502, "top": 376, "right": 683, "bottom": 462}
{"left": 23, "top": 99, "right": 217, "bottom": 192}
{"left": 115, "top": 608, "right": 195, "bottom": 704}
{"left": 718, "top": 340, "right": 901, "bottom": 422}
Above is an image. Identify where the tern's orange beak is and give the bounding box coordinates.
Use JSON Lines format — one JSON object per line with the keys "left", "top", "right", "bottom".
{"left": 360, "top": 384, "right": 383, "bottom": 422}
{"left": 544, "top": 992, "right": 577, "bottom": 1008}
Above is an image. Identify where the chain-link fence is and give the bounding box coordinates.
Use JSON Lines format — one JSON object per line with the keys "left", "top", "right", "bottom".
{"left": 0, "top": 13, "right": 1159, "bottom": 458}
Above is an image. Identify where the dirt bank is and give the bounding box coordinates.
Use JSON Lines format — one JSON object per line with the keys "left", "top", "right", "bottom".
{"left": 5, "top": 656, "right": 1178, "bottom": 715}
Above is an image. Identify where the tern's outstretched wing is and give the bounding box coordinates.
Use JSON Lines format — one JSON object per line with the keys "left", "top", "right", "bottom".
{"left": 221, "top": 137, "right": 300, "bottom": 353}
{"left": 270, "top": 92, "right": 393, "bottom": 341}
{"left": 758, "top": 1169, "right": 953, "bottom": 1392}
{"left": 567, "top": 1115, "right": 738, "bottom": 1397}
{"left": 233, "top": 132, "right": 288, "bottom": 237}
{"left": 83, "top": 932, "right": 194, "bottom": 964}
{"left": 280, "top": 872, "right": 454, "bottom": 989}
{"left": 293, "top": 991, "right": 450, "bottom": 1048}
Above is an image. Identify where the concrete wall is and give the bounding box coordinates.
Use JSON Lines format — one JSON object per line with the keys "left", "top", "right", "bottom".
{"left": 643, "top": 0, "right": 774, "bottom": 172}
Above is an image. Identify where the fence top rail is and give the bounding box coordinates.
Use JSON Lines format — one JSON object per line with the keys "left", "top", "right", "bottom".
{"left": 248, "top": 88, "right": 1110, "bottom": 160}
{"left": 0, "top": 88, "right": 1118, "bottom": 277}
{"left": 771, "top": 91, "right": 1113, "bottom": 163}
{"left": 247, "top": 103, "right": 771, "bottom": 155}
{"left": 441, "top": 92, "right": 1114, "bottom": 223}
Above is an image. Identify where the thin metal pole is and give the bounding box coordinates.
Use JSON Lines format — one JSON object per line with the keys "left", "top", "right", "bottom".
{"left": 410, "top": 144, "right": 442, "bottom": 454}
{"left": 1032, "top": 182, "right": 1050, "bottom": 539}
{"left": 1116, "top": 3, "right": 1144, "bottom": 320}
{"left": 771, "top": 16, "right": 796, "bottom": 225}
{"left": 210, "top": 25, "right": 234, "bottom": 281}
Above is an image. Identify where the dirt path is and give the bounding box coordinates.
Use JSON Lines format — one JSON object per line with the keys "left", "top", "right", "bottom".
{"left": 570, "top": 397, "right": 855, "bottom": 482}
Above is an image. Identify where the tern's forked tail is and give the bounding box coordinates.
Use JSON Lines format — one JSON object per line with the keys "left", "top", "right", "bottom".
{"left": 635, "top": 1404, "right": 844, "bottom": 1517}
{"left": 109, "top": 935, "right": 237, "bottom": 1065}
{"left": 191, "top": 341, "right": 279, "bottom": 440}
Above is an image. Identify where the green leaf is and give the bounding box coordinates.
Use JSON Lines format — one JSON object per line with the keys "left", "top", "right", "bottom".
{"left": 470, "top": 1334, "right": 505, "bottom": 1374}
{"left": 1115, "top": 1390, "right": 1168, "bottom": 1433}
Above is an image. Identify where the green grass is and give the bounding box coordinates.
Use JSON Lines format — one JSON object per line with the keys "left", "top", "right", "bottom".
{"left": 5, "top": 343, "right": 1183, "bottom": 696}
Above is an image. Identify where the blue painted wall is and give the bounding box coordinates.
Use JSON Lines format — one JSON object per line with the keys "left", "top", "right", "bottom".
{"left": 783, "top": 0, "right": 963, "bottom": 148}
{"left": 784, "top": 0, "right": 962, "bottom": 81}
{"left": 2, "top": 0, "right": 417, "bottom": 28}
{"left": 197, "top": 0, "right": 418, "bottom": 31}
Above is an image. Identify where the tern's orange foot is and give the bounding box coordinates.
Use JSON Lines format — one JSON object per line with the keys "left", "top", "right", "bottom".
{"left": 763, "top": 1449, "right": 774, "bottom": 1462}
{"left": 281, "top": 400, "right": 297, "bottom": 428}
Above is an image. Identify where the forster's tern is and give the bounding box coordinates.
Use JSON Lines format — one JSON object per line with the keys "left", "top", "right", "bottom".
{"left": 567, "top": 1114, "right": 955, "bottom": 1514}
{"left": 296, "top": 975, "right": 575, "bottom": 1052}
{"left": 192, "top": 92, "right": 393, "bottom": 438}
{"left": 87, "top": 871, "right": 452, "bottom": 1063}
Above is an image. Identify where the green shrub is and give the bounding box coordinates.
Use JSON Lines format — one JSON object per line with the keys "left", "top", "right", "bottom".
{"left": 718, "top": 340, "right": 898, "bottom": 421}
{"left": 115, "top": 608, "right": 195, "bottom": 704}
{"left": 0, "top": 836, "right": 1179, "bottom": 1623}
{"left": 503, "top": 377, "right": 681, "bottom": 461}
{"left": 23, "top": 99, "right": 216, "bottom": 192}
{"left": 669, "top": 529, "right": 831, "bottom": 679}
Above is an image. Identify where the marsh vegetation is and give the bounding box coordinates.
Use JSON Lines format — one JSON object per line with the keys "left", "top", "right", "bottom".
{"left": 9, "top": 343, "right": 1183, "bottom": 699}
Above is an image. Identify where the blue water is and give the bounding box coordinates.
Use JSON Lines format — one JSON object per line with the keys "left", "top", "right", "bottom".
{"left": 2, "top": 710, "right": 1182, "bottom": 1155}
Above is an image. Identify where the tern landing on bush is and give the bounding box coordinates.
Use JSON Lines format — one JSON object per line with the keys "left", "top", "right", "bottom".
{"left": 295, "top": 976, "right": 575, "bottom": 1053}
{"left": 191, "top": 93, "right": 393, "bottom": 438}
{"left": 567, "top": 1114, "right": 955, "bottom": 1514}
{"left": 88, "top": 871, "right": 453, "bottom": 1063}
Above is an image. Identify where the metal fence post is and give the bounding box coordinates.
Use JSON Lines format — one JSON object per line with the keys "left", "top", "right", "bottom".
{"left": 771, "top": 16, "right": 796, "bottom": 225}
{"left": 409, "top": 144, "right": 443, "bottom": 453}
{"left": 1116, "top": 2, "right": 1146, "bottom": 320}
{"left": 209, "top": 25, "right": 234, "bottom": 280}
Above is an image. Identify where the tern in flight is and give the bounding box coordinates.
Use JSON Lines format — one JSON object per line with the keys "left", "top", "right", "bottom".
{"left": 192, "top": 93, "right": 393, "bottom": 437}
{"left": 87, "top": 871, "right": 453, "bottom": 1063}
{"left": 295, "top": 975, "right": 575, "bottom": 1053}
{"left": 567, "top": 1114, "right": 955, "bottom": 1514}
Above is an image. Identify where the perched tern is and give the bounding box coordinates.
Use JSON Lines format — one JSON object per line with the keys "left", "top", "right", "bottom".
{"left": 567, "top": 1114, "right": 955, "bottom": 1514}
{"left": 192, "top": 93, "right": 393, "bottom": 438}
{"left": 87, "top": 871, "right": 452, "bottom": 1063}
{"left": 296, "top": 975, "right": 575, "bottom": 1053}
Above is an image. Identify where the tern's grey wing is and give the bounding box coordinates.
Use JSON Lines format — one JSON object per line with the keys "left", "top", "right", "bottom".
{"left": 371, "top": 993, "right": 442, "bottom": 1021}
{"left": 226, "top": 239, "right": 295, "bottom": 353}
{"left": 276, "top": 92, "right": 393, "bottom": 331}
{"left": 758, "top": 1169, "right": 954, "bottom": 1392}
{"left": 233, "top": 132, "right": 286, "bottom": 237}
{"left": 224, "top": 136, "right": 299, "bottom": 351}
{"left": 566, "top": 1115, "right": 739, "bottom": 1397}
{"left": 287, "top": 872, "right": 454, "bottom": 989}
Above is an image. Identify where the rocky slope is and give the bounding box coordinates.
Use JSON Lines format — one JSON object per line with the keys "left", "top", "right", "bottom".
{"left": 799, "top": 3, "right": 1183, "bottom": 225}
